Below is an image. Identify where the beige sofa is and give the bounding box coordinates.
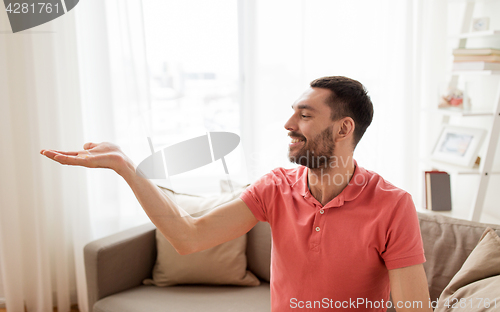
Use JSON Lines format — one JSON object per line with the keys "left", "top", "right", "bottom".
{"left": 84, "top": 212, "right": 500, "bottom": 312}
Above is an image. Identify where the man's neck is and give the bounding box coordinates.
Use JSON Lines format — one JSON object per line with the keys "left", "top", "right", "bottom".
{"left": 307, "top": 155, "right": 356, "bottom": 206}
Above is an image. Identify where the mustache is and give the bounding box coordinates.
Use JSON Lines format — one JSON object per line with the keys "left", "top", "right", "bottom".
{"left": 288, "top": 132, "right": 306, "bottom": 140}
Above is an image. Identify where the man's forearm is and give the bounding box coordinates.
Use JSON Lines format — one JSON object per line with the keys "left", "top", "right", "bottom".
{"left": 117, "top": 157, "right": 197, "bottom": 254}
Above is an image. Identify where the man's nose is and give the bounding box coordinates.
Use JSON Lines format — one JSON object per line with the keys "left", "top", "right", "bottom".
{"left": 284, "top": 115, "right": 296, "bottom": 131}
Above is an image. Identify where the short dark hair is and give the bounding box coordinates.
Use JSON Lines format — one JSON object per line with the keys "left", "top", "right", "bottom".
{"left": 310, "top": 76, "right": 373, "bottom": 149}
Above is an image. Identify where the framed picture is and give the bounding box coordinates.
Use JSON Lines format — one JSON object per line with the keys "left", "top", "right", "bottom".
{"left": 431, "top": 125, "right": 486, "bottom": 167}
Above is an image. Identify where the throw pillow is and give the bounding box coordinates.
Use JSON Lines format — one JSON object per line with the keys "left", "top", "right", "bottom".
{"left": 143, "top": 185, "right": 260, "bottom": 287}
{"left": 220, "top": 179, "right": 248, "bottom": 193}
{"left": 220, "top": 179, "right": 272, "bottom": 282}
{"left": 435, "top": 228, "right": 500, "bottom": 312}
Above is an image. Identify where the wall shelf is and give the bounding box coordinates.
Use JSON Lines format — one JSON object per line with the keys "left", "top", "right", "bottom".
{"left": 449, "top": 29, "right": 500, "bottom": 38}
{"left": 451, "top": 70, "right": 500, "bottom": 75}
{"left": 420, "top": 158, "right": 500, "bottom": 175}
{"left": 420, "top": 108, "right": 495, "bottom": 116}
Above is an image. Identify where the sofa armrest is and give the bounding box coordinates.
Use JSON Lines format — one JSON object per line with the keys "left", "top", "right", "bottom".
{"left": 84, "top": 222, "right": 157, "bottom": 311}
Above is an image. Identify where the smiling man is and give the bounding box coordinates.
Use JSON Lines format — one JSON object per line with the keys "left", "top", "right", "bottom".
{"left": 240, "top": 77, "right": 431, "bottom": 312}
{"left": 41, "top": 76, "right": 432, "bottom": 312}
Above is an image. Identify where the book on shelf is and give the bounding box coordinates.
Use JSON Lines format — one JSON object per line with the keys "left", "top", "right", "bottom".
{"left": 452, "top": 61, "right": 500, "bottom": 71}
{"left": 453, "top": 55, "right": 500, "bottom": 62}
{"left": 453, "top": 48, "right": 500, "bottom": 56}
{"left": 424, "top": 171, "right": 452, "bottom": 211}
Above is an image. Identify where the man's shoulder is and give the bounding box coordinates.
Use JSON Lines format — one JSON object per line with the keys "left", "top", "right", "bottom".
{"left": 363, "top": 167, "right": 410, "bottom": 201}
{"left": 251, "top": 166, "right": 306, "bottom": 189}
{"left": 270, "top": 166, "right": 306, "bottom": 177}
{"left": 358, "top": 169, "right": 416, "bottom": 223}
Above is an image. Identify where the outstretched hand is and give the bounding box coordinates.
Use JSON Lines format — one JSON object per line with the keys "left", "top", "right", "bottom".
{"left": 40, "top": 142, "right": 129, "bottom": 173}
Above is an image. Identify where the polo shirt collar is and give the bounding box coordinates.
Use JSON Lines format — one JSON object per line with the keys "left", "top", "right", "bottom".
{"left": 298, "top": 159, "right": 369, "bottom": 208}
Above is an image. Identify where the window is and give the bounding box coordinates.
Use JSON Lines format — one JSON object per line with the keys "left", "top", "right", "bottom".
{"left": 141, "top": 0, "right": 243, "bottom": 194}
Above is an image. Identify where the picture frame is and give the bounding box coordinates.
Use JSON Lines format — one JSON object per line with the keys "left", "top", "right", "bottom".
{"left": 431, "top": 125, "right": 486, "bottom": 167}
{"left": 472, "top": 17, "right": 489, "bottom": 32}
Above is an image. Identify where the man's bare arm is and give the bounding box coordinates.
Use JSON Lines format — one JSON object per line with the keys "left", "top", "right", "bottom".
{"left": 389, "top": 264, "right": 433, "bottom": 312}
{"left": 120, "top": 159, "right": 259, "bottom": 254}
{"left": 40, "top": 142, "right": 259, "bottom": 255}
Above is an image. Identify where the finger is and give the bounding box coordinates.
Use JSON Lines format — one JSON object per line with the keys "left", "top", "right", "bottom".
{"left": 44, "top": 149, "right": 80, "bottom": 156}
{"left": 41, "top": 150, "right": 66, "bottom": 160}
{"left": 41, "top": 150, "right": 78, "bottom": 158}
{"left": 84, "top": 142, "right": 98, "bottom": 150}
{"left": 52, "top": 154, "right": 91, "bottom": 167}
{"left": 42, "top": 150, "right": 85, "bottom": 161}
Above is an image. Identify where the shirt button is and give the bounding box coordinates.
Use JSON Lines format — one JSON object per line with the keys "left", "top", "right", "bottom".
{"left": 315, "top": 227, "right": 320, "bottom": 232}
{"left": 319, "top": 209, "right": 324, "bottom": 214}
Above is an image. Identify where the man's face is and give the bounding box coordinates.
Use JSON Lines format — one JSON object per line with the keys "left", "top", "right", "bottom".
{"left": 284, "top": 87, "right": 337, "bottom": 169}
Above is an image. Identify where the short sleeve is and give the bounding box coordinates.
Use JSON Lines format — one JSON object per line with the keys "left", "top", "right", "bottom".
{"left": 381, "top": 192, "right": 426, "bottom": 270}
{"left": 239, "top": 172, "right": 279, "bottom": 223}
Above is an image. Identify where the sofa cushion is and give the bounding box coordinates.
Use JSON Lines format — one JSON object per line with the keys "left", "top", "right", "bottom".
{"left": 435, "top": 228, "right": 500, "bottom": 312}
{"left": 143, "top": 186, "right": 260, "bottom": 287}
{"left": 94, "top": 283, "right": 271, "bottom": 312}
{"left": 220, "top": 179, "right": 248, "bottom": 193}
{"left": 221, "top": 180, "right": 272, "bottom": 282}
{"left": 417, "top": 212, "right": 500, "bottom": 303}
{"left": 246, "top": 221, "right": 272, "bottom": 282}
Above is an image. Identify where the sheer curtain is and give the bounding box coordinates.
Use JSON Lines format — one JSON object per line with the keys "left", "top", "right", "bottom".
{"left": 0, "top": 7, "right": 91, "bottom": 312}
{"left": 0, "top": 0, "right": 152, "bottom": 311}
{"left": 75, "top": 0, "right": 152, "bottom": 241}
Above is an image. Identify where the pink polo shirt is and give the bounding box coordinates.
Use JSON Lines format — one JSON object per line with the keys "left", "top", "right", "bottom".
{"left": 240, "top": 160, "right": 425, "bottom": 312}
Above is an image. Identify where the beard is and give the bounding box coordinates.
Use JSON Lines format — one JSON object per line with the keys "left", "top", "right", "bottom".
{"left": 288, "top": 126, "right": 335, "bottom": 169}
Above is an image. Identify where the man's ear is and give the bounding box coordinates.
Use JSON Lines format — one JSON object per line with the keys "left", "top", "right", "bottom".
{"left": 336, "top": 117, "right": 355, "bottom": 140}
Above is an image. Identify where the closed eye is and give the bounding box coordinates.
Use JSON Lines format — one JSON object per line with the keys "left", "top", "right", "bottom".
{"left": 301, "top": 115, "right": 310, "bottom": 118}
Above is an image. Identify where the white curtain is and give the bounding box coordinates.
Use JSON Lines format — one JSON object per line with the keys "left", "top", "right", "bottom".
{"left": 0, "top": 7, "right": 91, "bottom": 312}
{"left": 0, "top": 0, "right": 151, "bottom": 312}
{"left": 75, "top": 0, "right": 152, "bottom": 241}
{"left": 0, "top": 0, "right": 448, "bottom": 311}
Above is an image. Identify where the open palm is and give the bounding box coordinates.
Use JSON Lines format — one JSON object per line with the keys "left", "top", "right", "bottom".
{"left": 40, "top": 142, "right": 127, "bottom": 172}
